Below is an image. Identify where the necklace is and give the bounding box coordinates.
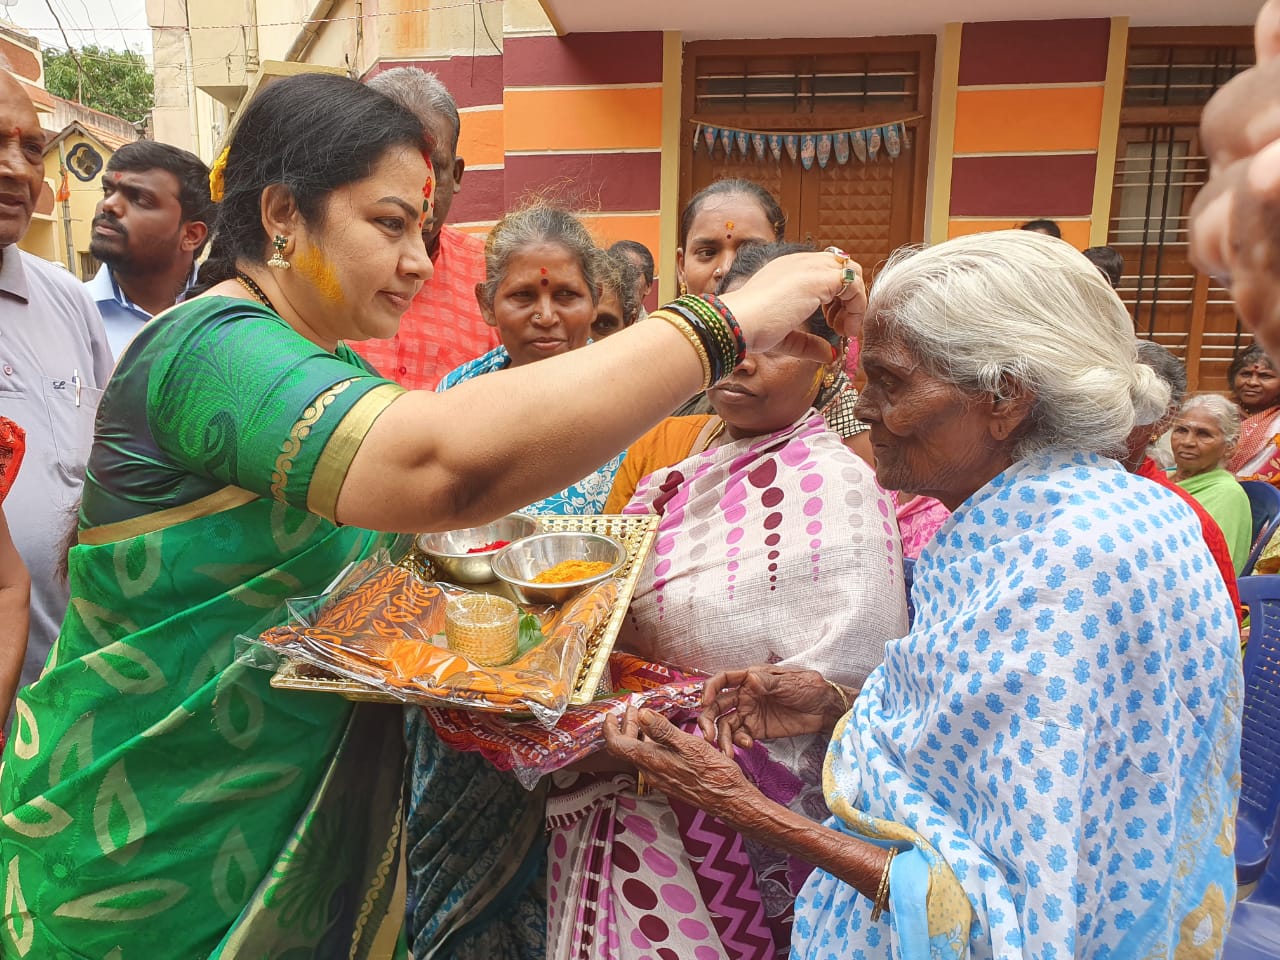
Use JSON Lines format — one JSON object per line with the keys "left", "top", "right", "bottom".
{"left": 236, "top": 272, "right": 278, "bottom": 313}
{"left": 699, "top": 418, "right": 728, "bottom": 452}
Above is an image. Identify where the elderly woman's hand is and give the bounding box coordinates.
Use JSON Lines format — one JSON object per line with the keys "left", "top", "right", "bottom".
{"left": 698, "top": 666, "right": 855, "bottom": 757}
{"left": 604, "top": 706, "right": 756, "bottom": 813}
{"left": 1190, "top": 0, "right": 1280, "bottom": 358}
{"left": 719, "top": 251, "right": 868, "bottom": 363}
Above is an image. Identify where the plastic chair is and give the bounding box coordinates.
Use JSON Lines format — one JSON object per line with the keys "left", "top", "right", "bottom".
{"left": 1241, "top": 481, "right": 1280, "bottom": 576}
{"left": 1235, "top": 575, "right": 1280, "bottom": 884}
{"left": 1222, "top": 806, "right": 1280, "bottom": 960}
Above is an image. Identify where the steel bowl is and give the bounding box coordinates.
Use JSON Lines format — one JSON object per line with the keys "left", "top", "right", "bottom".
{"left": 416, "top": 513, "right": 541, "bottom": 584}
{"left": 491, "top": 531, "right": 626, "bottom": 605}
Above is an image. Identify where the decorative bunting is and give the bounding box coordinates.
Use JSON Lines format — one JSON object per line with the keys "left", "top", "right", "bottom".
{"left": 690, "top": 116, "right": 920, "bottom": 166}
{"left": 833, "top": 131, "right": 850, "bottom": 165}
{"left": 885, "top": 122, "right": 903, "bottom": 159}
{"left": 850, "top": 128, "right": 868, "bottom": 163}
{"left": 816, "top": 133, "right": 832, "bottom": 169}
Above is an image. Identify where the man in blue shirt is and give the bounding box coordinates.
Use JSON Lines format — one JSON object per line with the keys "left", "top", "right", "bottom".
{"left": 85, "top": 141, "right": 211, "bottom": 358}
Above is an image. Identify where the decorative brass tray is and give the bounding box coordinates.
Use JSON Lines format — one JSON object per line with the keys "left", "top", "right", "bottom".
{"left": 269, "top": 513, "right": 659, "bottom": 708}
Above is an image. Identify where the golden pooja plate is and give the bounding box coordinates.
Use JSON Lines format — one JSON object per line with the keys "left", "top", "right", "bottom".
{"left": 270, "top": 513, "right": 660, "bottom": 708}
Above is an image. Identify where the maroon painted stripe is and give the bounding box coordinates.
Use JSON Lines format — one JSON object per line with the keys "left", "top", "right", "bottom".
{"left": 958, "top": 19, "right": 1111, "bottom": 86}
{"left": 364, "top": 55, "right": 503, "bottom": 109}
{"left": 449, "top": 166, "right": 506, "bottom": 224}
{"left": 949, "top": 154, "right": 1097, "bottom": 217}
{"left": 503, "top": 152, "right": 661, "bottom": 211}
{"left": 503, "top": 33, "right": 663, "bottom": 88}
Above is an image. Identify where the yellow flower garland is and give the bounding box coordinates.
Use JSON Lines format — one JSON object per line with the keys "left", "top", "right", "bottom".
{"left": 208, "top": 146, "right": 230, "bottom": 203}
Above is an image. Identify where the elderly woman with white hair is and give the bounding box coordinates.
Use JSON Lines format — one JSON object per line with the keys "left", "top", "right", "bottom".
{"left": 1172, "top": 392, "right": 1253, "bottom": 571}
{"left": 604, "top": 231, "right": 1242, "bottom": 960}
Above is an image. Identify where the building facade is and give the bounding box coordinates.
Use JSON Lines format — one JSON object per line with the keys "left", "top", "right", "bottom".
{"left": 153, "top": 0, "right": 1262, "bottom": 389}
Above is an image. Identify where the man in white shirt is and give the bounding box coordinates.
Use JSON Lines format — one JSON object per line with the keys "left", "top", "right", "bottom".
{"left": 85, "top": 140, "right": 210, "bottom": 358}
{"left": 0, "top": 72, "right": 112, "bottom": 696}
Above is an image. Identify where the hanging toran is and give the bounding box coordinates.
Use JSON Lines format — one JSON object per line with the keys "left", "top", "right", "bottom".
{"left": 691, "top": 116, "right": 918, "bottom": 166}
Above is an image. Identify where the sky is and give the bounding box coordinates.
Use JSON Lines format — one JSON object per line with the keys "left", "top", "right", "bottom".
{"left": 0, "top": 0, "right": 151, "bottom": 58}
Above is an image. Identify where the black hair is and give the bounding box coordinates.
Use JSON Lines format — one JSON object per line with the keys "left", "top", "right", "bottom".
{"left": 107, "top": 140, "right": 214, "bottom": 229}
{"left": 597, "top": 248, "right": 642, "bottom": 326}
{"left": 1228, "top": 342, "right": 1277, "bottom": 388}
{"left": 717, "top": 240, "right": 836, "bottom": 343}
{"left": 193, "top": 73, "right": 430, "bottom": 294}
{"left": 1020, "top": 218, "right": 1062, "bottom": 239}
{"left": 1082, "top": 246, "right": 1124, "bottom": 289}
{"left": 1134, "top": 339, "right": 1187, "bottom": 409}
{"left": 608, "top": 239, "right": 655, "bottom": 286}
{"left": 679, "top": 179, "right": 786, "bottom": 247}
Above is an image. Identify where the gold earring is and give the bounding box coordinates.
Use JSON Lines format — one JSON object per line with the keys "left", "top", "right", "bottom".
{"left": 268, "top": 234, "right": 290, "bottom": 270}
{"left": 678, "top": 280, "right": 688, "bottom": 296}
{"left": 822, "top": 368, "right": 837, "bottom": 390}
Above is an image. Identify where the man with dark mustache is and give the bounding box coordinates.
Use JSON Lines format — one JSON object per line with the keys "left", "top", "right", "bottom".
{"left": 0, "top": 72, "right": 111, "bottom": 705}
{"left": 85, "top": 141, "right": 211, "bottom": 358}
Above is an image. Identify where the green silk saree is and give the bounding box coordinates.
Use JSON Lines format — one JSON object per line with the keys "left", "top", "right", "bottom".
{"left": 0, "top": 298, "right": 409, "bottom": 959}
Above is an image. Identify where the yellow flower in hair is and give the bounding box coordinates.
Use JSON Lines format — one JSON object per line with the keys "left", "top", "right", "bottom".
{"left": 208, "top": 146, "right": 230, "bottom": 203}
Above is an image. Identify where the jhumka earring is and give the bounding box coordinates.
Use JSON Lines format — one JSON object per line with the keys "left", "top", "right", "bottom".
{"left": 268, "top": 234, "right": 290, "bottom": 270}
{"left": 678, "top": 280, "right": 688, "bottom": 296}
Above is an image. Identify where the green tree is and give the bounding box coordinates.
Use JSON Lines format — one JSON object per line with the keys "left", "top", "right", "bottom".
{"left": 42, "top": 45, "right": 154, "bottom": 125}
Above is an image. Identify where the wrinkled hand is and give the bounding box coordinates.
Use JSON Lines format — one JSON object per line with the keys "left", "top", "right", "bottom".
{"left": 718, "top": 252, "right": 868, "bottom": 363}
{"left": 1190, "top": 0, "right": 1280, "bottom": 358}
{"left": 604, "top": 706, "right": 754, "bottom": 814}
{"left": 698, "top": 665, "right": 851, "bottom": 757}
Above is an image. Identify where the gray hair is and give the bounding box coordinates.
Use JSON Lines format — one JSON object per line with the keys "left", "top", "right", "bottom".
{"left": 367, "top": 67, "right": 460, "bottom": 153}
{"left": 1134, "top": 340, "right": 1188, "bottom": 416}
{"left": 866, "top": 231, "right": 1169, "bottom": 461}
{"left": 478, "top": 202, "right": 601, "bottom": 309}
{"left": 1178, "top": 393, "right": 1242, "bottom": 448}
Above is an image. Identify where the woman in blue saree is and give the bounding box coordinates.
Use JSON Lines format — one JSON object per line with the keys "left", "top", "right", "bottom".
{"left": 0, "top": 72, "right": 864, "bottom": 959}
{"left": 609, "top": 231, "right": 1242, "bottom": 960}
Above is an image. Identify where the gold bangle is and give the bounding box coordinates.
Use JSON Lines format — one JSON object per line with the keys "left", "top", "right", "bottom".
{"left": 825, "top": 678, "right": 851, "bottom": 716}
{"left": 653, "top": 309, "right": 713, "bottom": 390}
{"left": 869, "top": 848, "right": 896, "bottom": 921}
{"left": 635, "top": 770, "right": 648, "bottom": 796}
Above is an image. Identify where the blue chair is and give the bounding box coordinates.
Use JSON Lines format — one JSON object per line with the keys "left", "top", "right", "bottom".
{"left": 1241, "top": 481, "right": 1280, "bottom": 576}
{"left": 1223, "top": 806, "right": 1280, "bottom": 960}
{"left": 1236, "top": 575, "right": 1280, "bottom": 884}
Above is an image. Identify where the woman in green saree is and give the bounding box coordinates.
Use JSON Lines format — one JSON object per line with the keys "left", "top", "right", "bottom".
{"left": 0, "top": 73, "right": 863, "bottom": 959}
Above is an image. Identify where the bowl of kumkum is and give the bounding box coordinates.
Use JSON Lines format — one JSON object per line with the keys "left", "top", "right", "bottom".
{"left": 491, "top": 531, "right": 626, "bottom": 605}
{"left": 417, "top": 513, "right": 541, "bottom": 584}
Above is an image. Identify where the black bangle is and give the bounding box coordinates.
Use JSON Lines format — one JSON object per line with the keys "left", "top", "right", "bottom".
{"left": 666, "top": 294, "right": 746, "bottom": 384}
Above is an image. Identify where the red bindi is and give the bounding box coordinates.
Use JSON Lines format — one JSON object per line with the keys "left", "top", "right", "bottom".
{"left": 540, "top": 267, "right": 549, "bottom": 286}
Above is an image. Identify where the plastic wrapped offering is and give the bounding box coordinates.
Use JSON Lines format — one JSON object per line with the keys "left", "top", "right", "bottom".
{"left": 425, "top": 652, "right": 707, "bottom": 789}
{"left": 249, "top": 558, "right": 620, "bottom": 725}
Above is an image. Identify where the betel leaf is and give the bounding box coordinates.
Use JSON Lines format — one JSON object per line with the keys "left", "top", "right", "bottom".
{"left": 517, "top": 613, "right": 547, "bottom": 655}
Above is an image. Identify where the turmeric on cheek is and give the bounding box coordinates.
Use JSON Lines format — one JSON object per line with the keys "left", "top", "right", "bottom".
{"left": 293, "top": 246, "right": 344, "bottom": 305}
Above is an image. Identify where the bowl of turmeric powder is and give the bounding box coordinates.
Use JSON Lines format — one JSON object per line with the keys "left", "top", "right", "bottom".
{"left": 491, "top": 531, "right": 626, "bottom": 605}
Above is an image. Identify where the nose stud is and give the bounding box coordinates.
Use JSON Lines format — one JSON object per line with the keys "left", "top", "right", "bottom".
{"left": 532, "top": 313, "right": 543, "bottom": 320}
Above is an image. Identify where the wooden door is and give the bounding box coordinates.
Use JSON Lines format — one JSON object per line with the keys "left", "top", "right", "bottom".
{"left": 681, "top": 37, "right": 933, "bottom": 283}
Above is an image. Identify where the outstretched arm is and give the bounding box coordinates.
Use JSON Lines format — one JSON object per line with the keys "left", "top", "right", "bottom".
{"left": 337, "top": 252, "right": 866, "bottom": 532}
{"left": 605, "top": 707, "right": 888, "bottom": 901}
